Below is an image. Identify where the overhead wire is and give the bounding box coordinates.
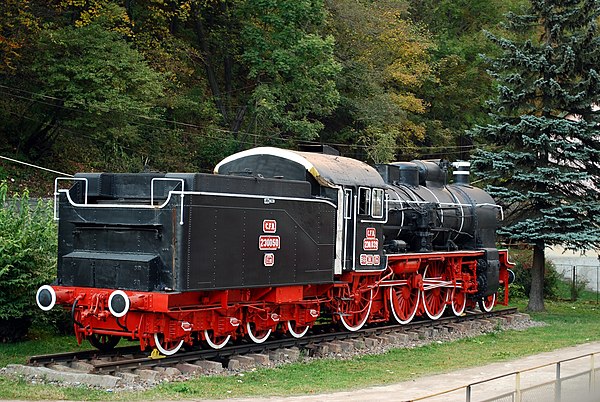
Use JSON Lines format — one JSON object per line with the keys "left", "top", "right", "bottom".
{"left": 0, "top": 155, "right": 73, "bottom": 177}
{"left": 0, "top": 83, "right": 484, "bottom": 157}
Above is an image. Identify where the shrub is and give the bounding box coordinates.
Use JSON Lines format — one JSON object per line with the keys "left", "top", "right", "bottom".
{"left": 508, "top": 248, "right": 561, "bottom": 300}
{"left": 0, "top": 181, "right": 57, "bottom": 341}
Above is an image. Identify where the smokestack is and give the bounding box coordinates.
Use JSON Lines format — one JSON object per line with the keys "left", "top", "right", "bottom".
{"left": 452, "top": 161, "right": 470, "bottom": 185}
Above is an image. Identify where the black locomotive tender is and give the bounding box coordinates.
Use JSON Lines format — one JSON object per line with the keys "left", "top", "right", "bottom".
{"left": 37, "top": 146, "right": 513, "bottom": 354}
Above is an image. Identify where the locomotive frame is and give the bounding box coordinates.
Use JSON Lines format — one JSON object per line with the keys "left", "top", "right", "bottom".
{"left": 36, "top": 147, "right": 514, "bottom": 355}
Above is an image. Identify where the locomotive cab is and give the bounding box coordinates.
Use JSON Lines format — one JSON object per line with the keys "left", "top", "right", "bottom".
{"left": 341, "top": 185, "right": 387, "bottom": 272}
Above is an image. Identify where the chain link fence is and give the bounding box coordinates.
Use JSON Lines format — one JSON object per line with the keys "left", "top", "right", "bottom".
{"left": 554, "top": 263, "right": 600, "bottom": 302}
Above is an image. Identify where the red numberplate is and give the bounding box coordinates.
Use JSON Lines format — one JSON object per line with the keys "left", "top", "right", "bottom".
{"left": 363, "top": 238, "right": 379, "bottom": 251}
{"left": 259, "top": 235, "right": 281, "bottom": 250}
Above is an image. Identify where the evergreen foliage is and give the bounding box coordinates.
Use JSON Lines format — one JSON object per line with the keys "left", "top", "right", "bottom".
{"left": 470, "top": 0, "right": 600, "bottom": 310}
{"left": 506, "top": 249, "right": 561, "bottom": 300}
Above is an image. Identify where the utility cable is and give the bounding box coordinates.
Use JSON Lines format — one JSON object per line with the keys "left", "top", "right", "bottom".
{"left": 0, "top": 155, "right": 73, "bottom": 177}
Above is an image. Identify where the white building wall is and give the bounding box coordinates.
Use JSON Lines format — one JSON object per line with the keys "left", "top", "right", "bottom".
{"left": 545, "top": 246, "right": 600, "bottom": 291}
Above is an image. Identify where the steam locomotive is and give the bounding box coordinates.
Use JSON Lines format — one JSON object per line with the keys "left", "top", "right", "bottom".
{"left": 36, "top": 146, "right": 513, "bottom": 354}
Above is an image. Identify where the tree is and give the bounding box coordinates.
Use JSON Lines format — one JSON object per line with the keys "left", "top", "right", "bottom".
{"left": 0, "top": 0, "right": 39, "bottom": 74}
{"left": 237, "top": 0, "right": 341, "bottom": 145}
{"left": 470, "top": 0, "right": 600, "bottom": 311}
{"left": 324, "top": 0, "right": 434, "bottom": 162}
{"left": 0, "top": 182, "right": 56, "bottom": 341}
{"left": 409, "top": 0, "right": 527, "bottom": 160}
{"left": 1, "top": 9, "right": 165, "bottom": 169}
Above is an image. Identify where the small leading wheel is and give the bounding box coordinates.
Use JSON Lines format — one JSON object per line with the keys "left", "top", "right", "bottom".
{"left": 337, "top": 287, "right": 373, "bottom": 332}
{"left": 204, "top": 330, "right": 231, "bottom": 350}
{"left": 421, "top": 265, "right": 449, "bottom": 320}
{"left": 450, "top": 286, "right": 467, "bottom": 316}
{"left": 478, "top": 293, "right": 496, "bottom": 313}
{"left": 389, "top": 283, "right": 420, "bottom": 324}
{"left": 287, "top": 321, "right": 309, "bottom": 338}
{"left": 88, "top": 334, "right": 120, "bottom": 352}
{"left": 246, "top": 322, "right": 271, "bottom": 344}
{"left": 153, "top": 333, "right": 184, "bottom": 356}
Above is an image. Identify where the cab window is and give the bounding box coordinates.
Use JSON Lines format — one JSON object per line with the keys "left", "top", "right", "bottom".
{"left": 344, "top": 189, "right": 352, "bottom": 219}
{"left": 372, "top": 188, "right": 384, "bottom": 218}
{"left": 358, "top": 188, "right": 371, "bottom": 215}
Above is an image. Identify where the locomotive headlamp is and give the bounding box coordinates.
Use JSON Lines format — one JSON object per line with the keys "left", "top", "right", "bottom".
{"left": 108, "top": 290, "right": 130, "bottom": 318}
{"left": 36, "top": 285, "right": 56, "bottom": 311}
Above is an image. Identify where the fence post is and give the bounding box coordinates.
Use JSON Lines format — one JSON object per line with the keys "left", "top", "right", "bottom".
{"left": 555, "top": 362, "right": 561, "bottom": 402}
{"left": 596, "top": 266, "right": 600, "bottom": 304}
{"left": 516, "top": 372, "right": 521, "bottom": 402}
{"left": 590, "top": 354, "right": 595, "bottom": 393}
{"left": 571, "top": 266, "right": 577, "bottom": 301}
{"left": 466, "top": 384, "right": 471, "bottom": 402}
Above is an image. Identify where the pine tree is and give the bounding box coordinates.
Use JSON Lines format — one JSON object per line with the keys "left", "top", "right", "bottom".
{"left": 470, "top": 0, "right": 600, "bottom": 311}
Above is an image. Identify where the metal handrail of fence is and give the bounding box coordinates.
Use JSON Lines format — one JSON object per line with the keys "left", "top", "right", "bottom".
{"left": 404, "top": 351, "right": 600, "bottom": 402}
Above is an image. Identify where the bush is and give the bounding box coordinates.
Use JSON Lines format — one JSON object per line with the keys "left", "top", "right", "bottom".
{"left": 0, "top": 181, "right": 57, "bottom": 341}
{"left": 508, "top": 248, "right": 561, "bottom": 300}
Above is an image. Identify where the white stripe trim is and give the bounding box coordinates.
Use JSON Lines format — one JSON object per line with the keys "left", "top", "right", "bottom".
{"left": 214, "top": 147, "right": 317, "bottom": 175}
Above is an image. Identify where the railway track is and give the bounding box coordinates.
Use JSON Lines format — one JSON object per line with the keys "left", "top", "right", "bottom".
{"left": 26, "top": 307, "right": 520, "bottom": 378}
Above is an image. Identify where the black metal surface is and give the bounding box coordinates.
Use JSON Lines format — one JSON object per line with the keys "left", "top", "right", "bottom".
{"left": 57, "top": 171, "right": 338, "bottom": 292}
{"left": 182, "top": 192, "right": 336, "bottom": 290}
{"left": 57, "top": 173, "right": 182, "bottom": 292}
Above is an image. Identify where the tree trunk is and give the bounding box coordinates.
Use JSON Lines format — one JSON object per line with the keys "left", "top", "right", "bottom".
{"left": 527, "top": 243, "right": 546, "bottom": 312}
{"left": 191, "top": 3, "right": 228, "bottom": 123}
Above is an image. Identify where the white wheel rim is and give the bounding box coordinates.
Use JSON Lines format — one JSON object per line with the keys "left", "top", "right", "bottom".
{"left": 287, "top": 321, "right": 309, "bottom": 338}
{"left": 480, "top": 293, "right": 496, "bottom": 312}
{"left": 422, "top": 289, "right": 447, "bottom": 320}
{"left": 339, "top": 289, "right": 373, "bottom": 332}
{"left": 389, "top": 286, "right": 420, "bottom": 324}
{"left": 246, "top": 322, "right": 271, "bottom": 343}
{"left": 204, "top": 330, "right": 231, "bottom": 349}
{"left": 451, "top": 288, "right": 466, "bottom": 316}
{"left": 422, "top": 266, "right": 447, "bottom": 320}
{"left": 153, "top": 333, "right": 184, "bottom": 356}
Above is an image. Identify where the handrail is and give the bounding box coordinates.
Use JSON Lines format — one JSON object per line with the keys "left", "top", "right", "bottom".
{"left": 150, "top": 178, "right": 184, "bottom": 206}
{"left": 53, "top": 177, "right": 186, "bottom": 225}
{"left": 54, "top": 177, "right": 88, "bottom": 221}
{"left": 387, "top": 199, "right": 504, "bottom": 220}
{"left": 151, "top": 178, "right": 185, "bottom": 225}
{"left": 405, "top": 351, "right": 599, "bottom": 402}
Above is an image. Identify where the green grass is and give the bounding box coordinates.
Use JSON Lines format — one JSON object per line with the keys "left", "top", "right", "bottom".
{"left": 0, "top": 329, "right": 89, "bottom": 368}
{"left": 1, "top": 297, "right": 600, "bottom": 400}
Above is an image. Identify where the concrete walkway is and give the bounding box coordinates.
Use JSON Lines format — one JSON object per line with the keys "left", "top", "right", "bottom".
{"left": 2, "top": 343, "right": 599, "bottom": 402}
{"left": 208, "top": 342, "right": 600, "bottom": 402}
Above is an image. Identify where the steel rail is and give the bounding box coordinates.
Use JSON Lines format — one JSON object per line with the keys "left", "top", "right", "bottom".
{"left": 27, "top": 308, "right": 517, "bottom": 374}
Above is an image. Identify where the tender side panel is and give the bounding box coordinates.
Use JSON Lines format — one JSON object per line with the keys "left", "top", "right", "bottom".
{"left": 182, "top": 193, "right": 336, "bottom": 290}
